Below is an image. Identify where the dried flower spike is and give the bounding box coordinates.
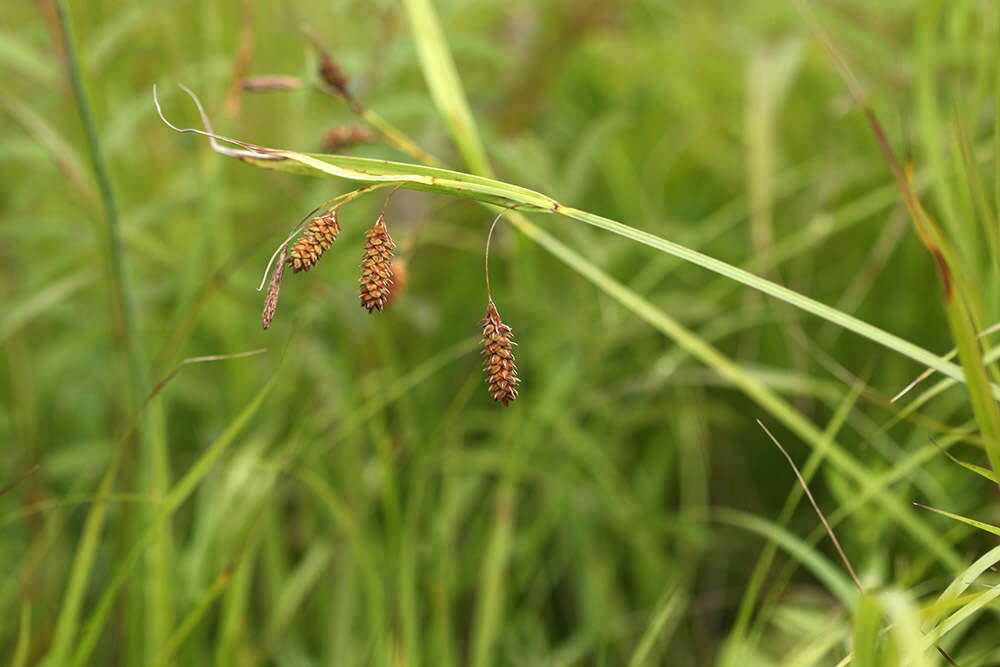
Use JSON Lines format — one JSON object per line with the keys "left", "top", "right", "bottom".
{"left": 262, "top": 247, "right": 286, "bottom": 329}
{"left": 359, "top": 214, "right": 395, "bottom": 312}
{"left": 287, "top": 213, "right": 340, "bottom": 273}
{"left": 480, "top": 301, "right": 519, "bottom": 406}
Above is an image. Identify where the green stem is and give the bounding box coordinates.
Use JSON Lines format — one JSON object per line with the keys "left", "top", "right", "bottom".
{"left": 55, "top": 0, "right": 144, "bottom": 395}
{"left": 46, "top": 3, "right": 146, "bottom": 664}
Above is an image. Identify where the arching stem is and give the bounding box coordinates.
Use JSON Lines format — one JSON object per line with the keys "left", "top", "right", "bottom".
{"left": 484, "top": 203, "right": 524, "bottom": 303}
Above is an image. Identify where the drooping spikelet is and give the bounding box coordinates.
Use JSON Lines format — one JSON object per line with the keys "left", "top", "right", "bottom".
{"left": 359, "top": 215, "right": 395, "bottom": 312}
{"left": 287, "top": 213, "right": 340, "bottom": 273}
{"left": 262, "top": 247, "right": 287, "bottom": 330}
{"left": 480, "top": 301, "right": 519, "bottom": 406}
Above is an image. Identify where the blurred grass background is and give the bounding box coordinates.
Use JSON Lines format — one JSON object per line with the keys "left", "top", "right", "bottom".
{"left": 3, "top": 0, "right": 1000, "bottom": 664}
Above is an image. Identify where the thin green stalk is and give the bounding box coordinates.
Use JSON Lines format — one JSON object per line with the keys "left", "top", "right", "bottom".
{"left": 995, "top": 7, "right": 1000, "bottom": 251}
{"left": 69, "top": 367, "right": 281, "bottom": 666}
{"left": 722, "top": 380, "right": 863, "bottom": 665}
{"left": 155, "top": 568, "right": 232, "bottom": 666}
{"left": 54, "top": 0, "right": 144, "bottom": 395}
{"left": 48, "top": 7, "right": 147, "bottom": 660}
{"left": 13, "top": 602, "right": 30, "bottom": 667}
{"left": 401, "top": 0, "right": 492, "bottom": 178}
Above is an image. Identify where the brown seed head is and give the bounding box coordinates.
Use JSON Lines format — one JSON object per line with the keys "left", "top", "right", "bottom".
{"left": 480, "top": 301, "right": 519, "bottom": 406}
{"left": 359, "top": 215, "right": 395, "bottom": 312}
{"left": 319, "top": 53, "right": 349, "bottom": 94}
{"left": 262, "top": 247, "right": 287, "bottom": 330}
{"left": 321, "top": 125, "right": 375, "bottom": 152}
{"left": 287, "top": 213, "right": 340, "bottom": 273}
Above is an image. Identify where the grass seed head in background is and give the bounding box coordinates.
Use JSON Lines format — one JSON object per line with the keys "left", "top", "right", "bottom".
{"left": 480, "top": 301, "right": 519, "bottom": 406}
{"left": 287, "top": 213, "right": 340, "bottom": 273}
{"left": 303, "top": 24, "right": 351, "bottom": 97}
{"left": 359, "top": 214, "right": 395, "bottom": 312}
{"left": 319, "top": 55, "right": 349, "bottom": 95}
{"left": 322, "top": 125, "right": 375, "bottom": 152}
{"left": 241, "top": 75, "right": 304, "bottom": 92}
{"left": 262, "top": 246, "right": 287, "bottom": 330}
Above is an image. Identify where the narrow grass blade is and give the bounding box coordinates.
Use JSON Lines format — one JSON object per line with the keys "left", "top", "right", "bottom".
{"left": 55, "top": 0, "right": 144, "bottom": 396}
{"left": 714, "top": 509, "right": 857, "bottom": 608}
{"left": 914, "top": 503, "right": 1000, "bottom": 537}
{"left": 155, "top": 567, "right": 232, "bottom": 666}
{"left": 931, "top": 439, "right": 1000, "bottom": 486}
{"left": 627, "top": 581, "right": 687, "bottom": 667}
{"left": 880, "top": 590, "right": 933, "bottom": 667}
{"left": 795, "top": 0, "right": 1000, "bottom": 477}
{"left": 921, "top": 583, "right": 1000, "bottom": 650}
{"left": 852, "top": 594, "right": 882, "bottom": 667}
{"left": 400, "top": 0, "right": 492, "bottom": 177}
{"left": 13, "top": 601, "right": 30, "bottom": 667}
{"left": 515, "top": 214, "right": 963, "bottom": 572}
{"left": 299, "top": 469, "right": 388, "bottom": 653}
{"left": 925, "top": 545, "right": 1000, "bottom": 631}
{"left": 65, "top": 366, "right": 282, "bottom": 666}
{"left": 470, "top": 484, "right": 515, "bottom": 667}
{"left": 725, "top": 380, "right": 863, "bottom": 665}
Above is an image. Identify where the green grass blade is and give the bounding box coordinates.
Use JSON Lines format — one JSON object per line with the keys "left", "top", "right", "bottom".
{"left": 932, "top": 441, "right": 1000, "bottom": 486}
{"left": 299, "top": 469, "right": 388, "bottom": 655}
{"left": 924, "top": 545, "right": 1000, "bottom": 631}
{"left": 514, "top": 212, "right": 963, "bottom": 571}
{"left": 56, "top": 0, "right": 145, "bottom": 396}
{"left": 155, "top": 567, "right": 232, "bottom": 666}
{"left": 627, "top": 581, "right": 687, "bottom": 667}
{"left": 470, "top": 484, "right": 515, "bottom": 667}
{"left": 852, "top": 594, "right": 882, "bottom": 667}
{"left": 724, "top": 379, "right": 863, "bottom": 665}
{"left": 880, "top": 590, "right": 932, "bottom": 667}
{"left": 914, "top": 503, "right": 1000, "bottom": 537}
{"left": 922, "top": 583, "right": 1000, "bottom": 649}
{"left": 66, "top": 368, "right": 281, "bottom": 666}
{"left": 714, "top": 509, "right": 857, "bottom": 608}
{"left": 400, "top": 0, "right": 492, "bottom": 177}
{"left": 12, "top": 602, "right": 30, "bottom": 667}
{"left": 559, "top": 203, "right": 981, "bottom": 394}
